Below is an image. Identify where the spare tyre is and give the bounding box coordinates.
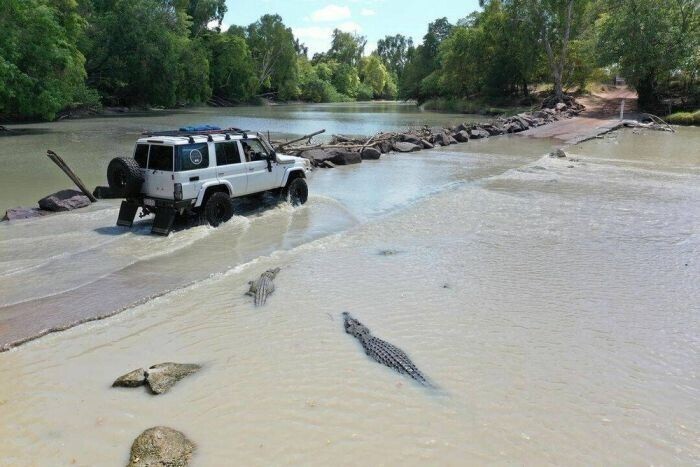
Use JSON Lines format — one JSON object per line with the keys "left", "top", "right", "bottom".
{"left": 107, "top": 157, "right": 144, "bottom": 198}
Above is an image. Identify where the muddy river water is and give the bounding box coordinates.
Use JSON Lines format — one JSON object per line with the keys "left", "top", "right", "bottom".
{"left": 0, "top": 103, "right": 698, "bottom": 465}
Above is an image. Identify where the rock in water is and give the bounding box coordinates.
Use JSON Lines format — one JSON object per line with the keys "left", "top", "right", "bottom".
{"left": 360, "top": 147, "right": 381, "bottom": 160}
{"left": 38, "top": 189, "right": 90, "bottom": 212}
{"left": 113, "top": 368, "right": 147, "bottom": 388}
{"left": 550, "top": 148, "right": 567, "bottom": 158}
{"left": 247, "top": 268, "right": 281, "bottom": 306}
{"left": 128, "top": 426, "right": 195, "bottom": 467}
{"left": 145, "top": 363, "right": 201, "bottom": 394}
{"left": 2, "top": 207, "right": 50, "bottom": 221}
{"left": 392, "top": 141, "right": 421, "bottom": 153}
{"left": 342, "top": 312, "right": 430, "bottom": 386}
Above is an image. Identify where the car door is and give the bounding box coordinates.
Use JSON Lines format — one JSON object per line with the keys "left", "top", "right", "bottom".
{"left": 143, "top": 144, "right": 175, "bottom": 199}
{"left": 214, "top": 141, "right": 247, "bottom": 196}
{"left": 241, "top": 139, "right": 276, "bottom": 194}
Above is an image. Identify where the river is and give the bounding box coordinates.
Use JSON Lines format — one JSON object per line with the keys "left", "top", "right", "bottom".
{"left": 0, "top": 103, "right": 698, "bottom": 466}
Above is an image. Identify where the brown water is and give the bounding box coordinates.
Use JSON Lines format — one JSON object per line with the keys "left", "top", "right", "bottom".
{"left": 0, "top": 105, "right": 699, "bottom": 466}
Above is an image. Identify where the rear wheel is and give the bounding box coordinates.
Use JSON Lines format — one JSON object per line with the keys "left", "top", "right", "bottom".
{"left": 201, "top": 192, "right": 234, "bottom": 227}
{"left": 281, "top": 177, "right": 308, "bottom": 206}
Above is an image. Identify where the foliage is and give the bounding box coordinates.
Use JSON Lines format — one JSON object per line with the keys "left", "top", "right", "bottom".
{"left": 376, "top": 34, "right": 413, "bottom": 77}
{"left": 596, "top": 0, "right": 700, "bottom": 110}
{"left": 206, "top": 33, "right": 256, "bottom": 102}
{"left": 360, "top": 56, "right": 389, "bottom": 97}
{"left": 327, "top": 29, "right": 366, "bottom": 67}
{"left": 665, "top": 110, "right": 700, "bottom": 125}
{"left": 0, "top": 0, "right": 88, "bottom": 120}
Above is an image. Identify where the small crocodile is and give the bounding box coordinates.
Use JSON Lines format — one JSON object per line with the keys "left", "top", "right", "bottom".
{"left": 246, "top": 268, "right": 280, "bottom": 306}
{"left": 343, "top": 312, "right": 431, "bottom": 386}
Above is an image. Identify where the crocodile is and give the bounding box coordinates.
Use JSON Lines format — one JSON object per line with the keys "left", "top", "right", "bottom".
{"left": 342, "top": 312, "right": 431, "bottom": 386}
{"left": 246, "top": 268, "right": 280, "bottom": 306}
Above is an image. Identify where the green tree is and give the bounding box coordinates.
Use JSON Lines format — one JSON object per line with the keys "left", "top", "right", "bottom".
{"left": 360, "top": 55, "right": 389, "bottom": 97}
{"left": 207, "top": 33, "right": 257, "bottom": 102}
{"left": 597, "top": 0, "right": 699, "bottom": 109}
{"left": 246, "top": 14, "right": 299, "bottom": 100}
{"left": 332, "top": 63, "right": 360, "bottom": 97}
{"left": 0, "top": 0, "right": 89, "bottom": 120}
{"left": 328, "top": 29, "right": 366, "bottom": 67}
{"left": 376, "top": 34, "right": 413, "bottom": 77}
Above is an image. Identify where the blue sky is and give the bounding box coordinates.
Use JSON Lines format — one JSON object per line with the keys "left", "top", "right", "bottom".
{"left": 220, "top": 0, "right": 482, "bottom": 56}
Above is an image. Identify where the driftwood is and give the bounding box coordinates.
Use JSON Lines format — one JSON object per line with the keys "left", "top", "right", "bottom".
{"left": 275, "top": 129, "right": 325, "bottom": 151}
{"left": 46, "top": 150, "right": 97, "bottom": 202}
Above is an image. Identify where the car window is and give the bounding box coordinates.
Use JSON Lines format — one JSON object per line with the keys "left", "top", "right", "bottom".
{"left": 176, "top": 143, "right": 209, "bottom": 171}
{"left": 148, "top": 145, "right": 173, "bottom": 171}
{"left": 134, "top": 144, "right": 149, "bottom": 168}
{"left": 215, "top": 142, "right": 242, "bottom": 166}
{"left": 241, "top": 139, "right": 268, "bottom": 162}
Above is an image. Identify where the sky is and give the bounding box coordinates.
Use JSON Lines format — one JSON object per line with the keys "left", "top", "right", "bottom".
{"left": 220, "top": 0, "right": 482, "bottom": 56}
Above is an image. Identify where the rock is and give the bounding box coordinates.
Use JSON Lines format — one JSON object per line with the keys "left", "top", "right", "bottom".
{"left": 37, "top": 189, "right": 90, "bottom": 212}
{"left": 454, "top": 122, "right": 469, "bottom": 132}
{"left": 128, "top": 426, "right": 195, "bottom": 467}
{"left": 300, "top": 149, "right": 328, "bottom": 162}
{"left": 446, "top": 135, "right": 458, "bottom": 145}
{"left": 2, "top": 207, "right": 50, "bottom": 221}
{"left": 113, "top": 368, "right": 147, "bottom": 388}
{"left": 555, "top": 102, "right": 567, "bottom": 111}
{"left": 513, "top": 116, "right": 530, "bottom": 129}
{"left": 453, "top": 130, "right": 469, "bottom": 142}
{"left": 378, "top": 141, "right": 392, "bottom": 153}
{"left": 360, "top": 147, "right": 381, "bottom": 160}
{"left": 392, "top": 141, "right": 421, "bottom": 153}
{"left": 328, "top": 150, "right": 362, "bottom": 165}
{"left": 400, "top": 134, "right": 422, "bottom": 145}
{"left": 420, "top": 139, "right": 434, "bottom": 149}
{"left": 469, "top": 128, "right": 490, "bottom": 139}
{"left": 481, "top": 124, "right": 503, "bottom": 136}
{"left": 550, "top": 148, "right": 567, "bottom": 159}
{"left": 145, "top": 363, "right": 201, "bottom": 395}
{"left": 319, "top": 160, "right": 336, "bottom": 168}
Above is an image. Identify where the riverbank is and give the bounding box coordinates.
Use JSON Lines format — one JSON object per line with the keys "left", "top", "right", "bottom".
{"left": 1, "top": 124, "right": 698, "bottom": 465}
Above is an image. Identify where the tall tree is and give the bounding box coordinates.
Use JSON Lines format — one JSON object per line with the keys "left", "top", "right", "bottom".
{"left": 376, "top": 34, "right": 414, "bottom": 77}
{"left": 246, "top": 14, "right": 299, "bottom": 99}
{"left": 597, "top": 0, "right": 699, "bottom": 110}
{"left": 328, "top": 29, "right": 366, "bottom": 67}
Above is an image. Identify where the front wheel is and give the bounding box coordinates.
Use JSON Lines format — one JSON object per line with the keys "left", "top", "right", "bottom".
{"left": 281, "top": 177, "right": 308, "bottom": 206}
{"left": 201, "top": 192, "right": 234, "bottom": 227}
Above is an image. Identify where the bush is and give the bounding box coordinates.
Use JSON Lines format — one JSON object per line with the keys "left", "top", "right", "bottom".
{"left": 355, "top": 83, "right": 374, "bottom": 101}
{"left": 666, "top": 110, "right": 700, "bottom": 125}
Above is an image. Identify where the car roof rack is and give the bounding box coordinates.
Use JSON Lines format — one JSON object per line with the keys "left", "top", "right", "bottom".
{"left": 142, "top": 126, "right": 250, "bottom": 138}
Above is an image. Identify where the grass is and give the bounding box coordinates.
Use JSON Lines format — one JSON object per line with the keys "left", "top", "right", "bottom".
{"left": 665, "top": 110, "right": 700, "bottom": 125}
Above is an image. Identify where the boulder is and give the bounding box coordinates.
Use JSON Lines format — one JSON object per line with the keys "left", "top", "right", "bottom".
{"left": 555, "top": 102, "right": 567, "bottom": 111}
{"left": 481, "top": 124, "right": 503, "bottom": 136}
{"left": 145, "top": 363, "right": 201, "bottom": 395}
{"left": 446, "top": 135, "right": 458, "bottom": 145}
{"left": 113, "top": 368, "right": 147, "bottom": 388}
{"left": 550, "top": 148, "right": 567, "bottom": 159}
{"left": 327, "top": 150, "right": 362, "bottom": 165}
{"left": 454, "top": 122, "right": 469, "bottom": 133}
{"left": 392, "top": 141, "right": 421, "bottom": 153}
{"left": 420, "top": 139, "right": 434, "bottom": 149}
{"left": 128, "top": 426, "right": 195, "bottom": 467}
{"left": 360, "top": 147, "right": 381, "bottom": 160}
{"left": 469, "top": 128, "right": 490, "bottom": 139}
{"left": 400, "top": 134, "right": 422, "bottom": 145}
{"left": 38, "top": 189, "right": 90, "bottom": 212}
{"left": 453, "top": 130, "right": 469, "bottom": 142}
{"left": 300, "top": 149, "right": 328, "bottom": 162}
{"left": 2, "top": 207, "right": 50, "bottom": 221}
{"left": 378, "top": 141, "right": 392, "bottom": 153}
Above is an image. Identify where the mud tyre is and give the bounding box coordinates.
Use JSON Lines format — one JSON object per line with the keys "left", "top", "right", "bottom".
{"left": 201, "top": 192, "right": 234, "bottom": 227}
{"left": 281, "top": 177, "right": 308, "bottom": 206}
{"left": 107, "top": 157, "right": 144, "bottom": 197}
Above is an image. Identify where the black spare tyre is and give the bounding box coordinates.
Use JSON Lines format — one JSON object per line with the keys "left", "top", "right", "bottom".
{"left": 107, "top": 157, "right": 144, "bottom": 197}
{"left": 201, "top": 191, "right": 234, "bottom": 227}
{"left": 282, "top": 177, "right": 308, "bottom": 206}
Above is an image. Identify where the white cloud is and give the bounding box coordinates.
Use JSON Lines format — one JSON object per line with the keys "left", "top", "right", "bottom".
{"left": 310, "top": 4, "right": 351, "bottom": 22}
{"left": 360, "top": 8, "right": 375, "bottom": 16}
{"left": 293, "top": 26, "right": 334, "bottom": 56}
{"left": 207, "top": 20, "right": 229, "bottom": 31}
{"left": 337, "top": 21, "right": 362, "bottom": 33}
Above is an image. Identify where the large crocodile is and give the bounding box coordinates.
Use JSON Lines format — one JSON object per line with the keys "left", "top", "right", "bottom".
{"left": 246, "top": 268, "right": 280, "bottom": 306}
{"left": 342, "top": 312, "right": 431, "bottom": 386}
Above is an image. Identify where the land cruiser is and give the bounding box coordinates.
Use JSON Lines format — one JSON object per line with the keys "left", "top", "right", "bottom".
{"left": 106, "top": 126, "right": 311, "bottom": 235}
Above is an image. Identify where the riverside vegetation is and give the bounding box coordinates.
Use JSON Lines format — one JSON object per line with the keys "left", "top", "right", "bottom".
{"left": 1, "top": 0, "right": 698, "bottom": 123}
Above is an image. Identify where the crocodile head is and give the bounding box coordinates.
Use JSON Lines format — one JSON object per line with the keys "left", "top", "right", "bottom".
{"left": 342, "top": 312, "right": 370, "bottom": 338}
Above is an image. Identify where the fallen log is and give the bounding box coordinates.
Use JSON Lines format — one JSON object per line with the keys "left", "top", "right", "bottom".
{"left": 276, "top": 129, "right": 325, "bottom": 151}
{"left": 46, "top": 150, "right": 97, "bottom": 202}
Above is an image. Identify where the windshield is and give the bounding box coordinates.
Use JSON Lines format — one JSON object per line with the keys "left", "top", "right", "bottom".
{"left": 175, "top": 143, "right": 209, "bottom": 171}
